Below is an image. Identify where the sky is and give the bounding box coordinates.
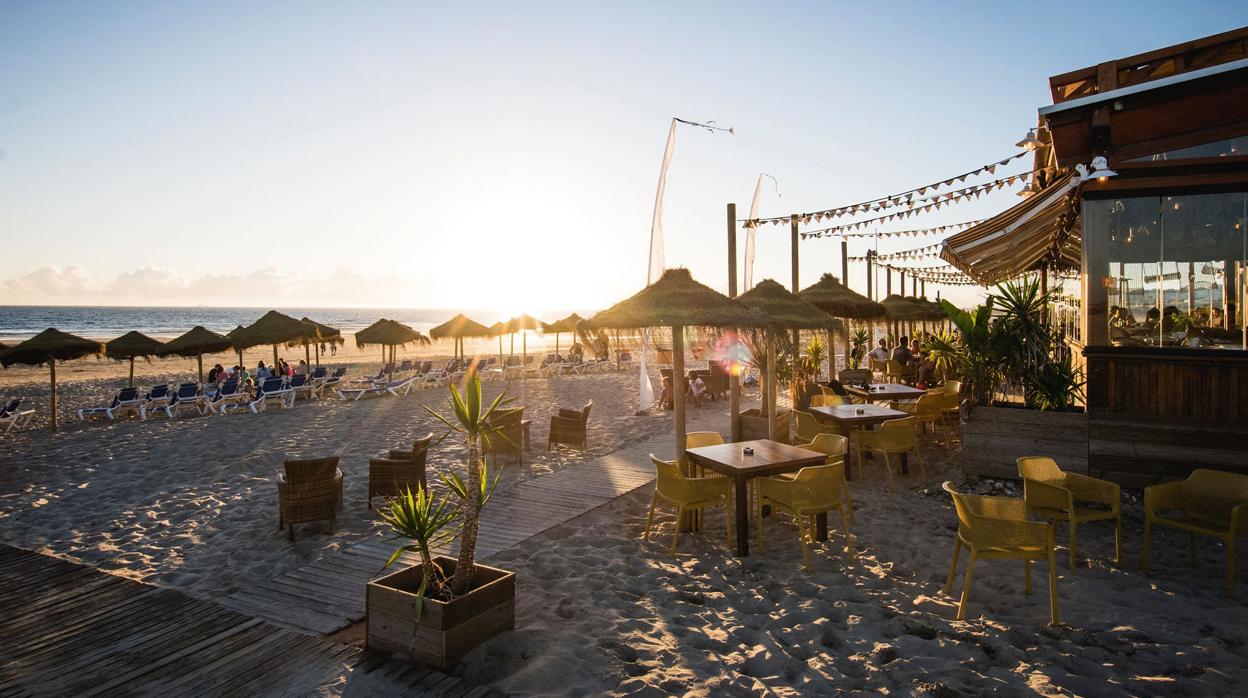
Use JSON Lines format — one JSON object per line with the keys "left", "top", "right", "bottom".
{"left": 0, "top": 1, "right": 1242, "bottom": 317}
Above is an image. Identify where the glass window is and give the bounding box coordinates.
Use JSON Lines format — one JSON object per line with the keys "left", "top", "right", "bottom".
{"left": 1126, "top": 136, "right": 1248, "bottom": 162}
{"left": 1087, "top": 192, "right": 1246, "bottom": 349}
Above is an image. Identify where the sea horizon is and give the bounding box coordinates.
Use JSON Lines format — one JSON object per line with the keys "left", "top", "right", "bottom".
{"left": 0, "top": 304, "right": 591, "bottom": 341}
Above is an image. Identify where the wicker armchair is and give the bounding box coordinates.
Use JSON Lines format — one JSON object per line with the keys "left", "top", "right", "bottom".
{"left": 548, "top": 401, "right": 592, "bottom": 453}
{"left": 278, "top": 456, "right": 343, "bottom": 541}
{"left": 485, "top": 407, "right": 525, "bottom": 467}
{"left": 369, "top": 433, "right": 433, "bottom": 509}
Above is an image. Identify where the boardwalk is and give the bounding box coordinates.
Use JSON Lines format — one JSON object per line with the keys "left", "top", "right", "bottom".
{"left": 222, "top": 435, "right": 665, "bottom": 635}
{"left": 0, "top": 544, "right": 495, "bottom": 697}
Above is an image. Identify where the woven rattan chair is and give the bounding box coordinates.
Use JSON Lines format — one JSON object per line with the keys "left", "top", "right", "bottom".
{"left": 486, "top": 407, "right": 525, "bottom": 467}
{"left": 278, "top": 456, "right": 343, "bottom": 541}
{"left": 368, "top": 433, "right": 433, "bottom": 509}
{"left": 548, "top": 401, "right": 592, "bottom": 453}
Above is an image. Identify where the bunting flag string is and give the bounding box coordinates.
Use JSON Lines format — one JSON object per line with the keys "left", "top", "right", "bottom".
{"left": 820, "top": 219, "right": 983, "bottom": 243}
{"left": 797, "top": 168, "right": 1049, "bottom": 238}
{"left": 744, "top": 151, "right": 1032, "bottom": 227}
{"left": 847, "top": 243, "right": 946, "bottom": 262}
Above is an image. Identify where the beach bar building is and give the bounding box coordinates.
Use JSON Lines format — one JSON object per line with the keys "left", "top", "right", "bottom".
{"left": 944, "top": 27, "right": 1248, "bottom": 485}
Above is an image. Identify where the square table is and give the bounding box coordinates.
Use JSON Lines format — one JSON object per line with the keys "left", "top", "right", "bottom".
{"left": 845, "top": 383, "right": 926, "bottom": 403}
{"left": 810, "top": 404, "right": 913, "bottom": 476}
{"left": 686, "top": 439, "right": 828, "bottom": 557}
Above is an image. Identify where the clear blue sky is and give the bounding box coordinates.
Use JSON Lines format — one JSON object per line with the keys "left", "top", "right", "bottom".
{"left": 0, "top": 1, "right": 1242, "bottom": 313}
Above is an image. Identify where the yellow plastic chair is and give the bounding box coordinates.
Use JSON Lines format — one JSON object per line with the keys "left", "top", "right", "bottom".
{"left": 795, "top": 410, "right": 840, "bottom": 442}
{"left": 885, "top": 359, "right": 913, "bottom": 384}
{"left": 942, "top": 380, "right": 963, "bottom": 395}
{"left": 939, "top": 390, "right": 963, "bottom": 443}
{"left": 644, "top": 455, "right": 734, "bottom": 553}
{"left": 869, "top": 358, "right": 887, "bottom": 380}
{"left": 757, "top": 464, "right": 854, "bottom": 570}
{"left": 797, "top": 433, "right": 854, "bottom": 522}
{"left": 686, "top": 431, "right": 724, "bottom": 449}
{"left": 1017, "top": 456, "right": 1121, "bottom": 572}
{"left": 942, "top": 482, "right": 1059, "bottom": 625}
{"left": 1143, "top": 468, "right": 1248, "bottom": 596}
{"left": 856, "top": 416, "right": 926, "bottom": 488}
{"left": 810, "top": 394, "right": 848, "bottom": 407}
{"left": 818, "top": 385, "right": 838, "bottom": 397}
{"left": 913, "top": 393, "right": 949, "bottom": 446}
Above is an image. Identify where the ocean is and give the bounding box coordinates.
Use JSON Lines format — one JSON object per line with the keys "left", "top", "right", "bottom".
{"left": 0, "top": 306, "right": 585, "bottom": 341}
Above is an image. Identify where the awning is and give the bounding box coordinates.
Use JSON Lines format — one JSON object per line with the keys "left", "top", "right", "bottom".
{"left": 941, "top": 173, "right": 1082, "bottom": 284}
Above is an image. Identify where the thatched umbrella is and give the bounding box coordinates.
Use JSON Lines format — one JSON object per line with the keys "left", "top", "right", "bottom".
{"left": 355, "top": 319, "right": 430, "bottom": 382}
{"left": 1, "top": 329, "right": 103, "bottom": 432}
{"left": 799, "top": 273, "right": 886, "bottom": 375}
{"left": 505, "top": 314, "right": 543, "bottom": 368}
{"left": 105, "top": 331, "right": 164, "bottom": 387}
{"left": 488, "top": 321, "right": 506, "bottom": 367}
{"left": 231, "top": 310, "right": 317, "bottom": 371}
{"left": 156, "top": 326, "right": 233, "bottom": 386}
{"left": 586, "top": 268, "right": 766, "bottom": 467}
{"left": 429, "top": 314, "right": 492, "bottom": 360}
{"left": 541, "top": 313, "right": 584, "bottom": 356}
{"left": 298, "top": 317, "right": 344, "bottom": 367}
{"left": 738, "top": 279, "right": 844, "bottom": 439}
{"left": 882, "top": 294, "right": 937, "bottom": 340}
{"left": 226, "top": 325, "right": 247, "bottom": 367}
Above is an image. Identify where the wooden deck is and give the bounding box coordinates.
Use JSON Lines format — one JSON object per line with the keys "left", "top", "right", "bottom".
{"left": 0, "top": 544, "right": 497, "bottom": 697}
{"left": 221, "top": 437, "right": 663, "bottom": 635}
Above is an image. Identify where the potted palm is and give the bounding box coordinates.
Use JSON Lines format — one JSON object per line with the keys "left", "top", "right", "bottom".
{"left": 366, "top": 369, "right": 516, "bottom": 670}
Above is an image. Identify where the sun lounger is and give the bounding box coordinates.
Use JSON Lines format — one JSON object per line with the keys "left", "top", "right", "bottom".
{"left": 161, "top": 383, "right": 208, "bottom": 418}
{"left": 78, "top": 387, "right": 146, "bottom": 421}
{"left": 336, "top": 375, "right": 416, "bottom": 401}
{"left": 241, "top": 377, "right": 295, "bottom": 413}
{"left": 310, "top": 366, "right": 328, "bottom": 381}
{"left": 1, "top": 398, "right": 36, "bottom": 432}
{"left": 144, "top": 384, "right": 172, "bottom": 411}
{"left": 206, "top": 379, "right": 249, "bottom": 414}
{"left": 396, "top": 359, "right": 414, "bottom": 374}
{"left": 310, "top": 366, "right": 344, "bottom": 395}
{"left": 418, "top": 369, "right": 449, "bottom": 389}
{"left": 348, "top": 363, "right": 393, "bottom": 386}
{"left": 288, "top": 374, "right": 314, "bottom": 401}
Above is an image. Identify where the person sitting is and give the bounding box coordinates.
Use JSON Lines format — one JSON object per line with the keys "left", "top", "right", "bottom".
{"left": 686, "top": 370, "right": 706, "bottom": 408}
{"left": 868, "top": 339, "right": 890, "bottom": 363}
{"left": 659, "top": 375, "right": 674, "bottom": 411}
{"left": 207, "top": 363, "right": 223, "bottom": 385}
{"left": 890, "top": 336, "right": 913, "bottom": 367}
{"left": 569, "top": 343, "right": 584, "bottom": 362}
{"left": 296, "top": 359, "right": 309, "bottom": 376}
{"left": 255, "top": 361, "right": 270, "bottom": 381}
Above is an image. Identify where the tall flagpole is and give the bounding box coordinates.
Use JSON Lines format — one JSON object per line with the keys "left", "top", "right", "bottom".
{"left": 640, "top": 117, "right": 733, "bottom": 413}
{"left": 743, "top": 173, "right": 779, "bottom": 292}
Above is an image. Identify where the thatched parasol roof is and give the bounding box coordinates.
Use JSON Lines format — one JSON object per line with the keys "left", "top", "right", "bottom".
{"left": 542, "top": 313, "right": 585, "bottom": 334}
{"left": 915, "top": 297, "right": 950, "bottom": 321}
{"left": 488, "top": 321, "right": 506, "bottom": 336}
{"left": 231, "top": 310, "right": 315, "bottom": 349}
{"left": 227, "top": 325, "right": 246, "bottom": 339}
{"left": 155, "top": 326, "right": 234, "bottom": 358}
{"left": 504, "top": 314, "right": 543, "bottom": 333}
{"left": 882, "top": 294, "right": 932, "bottom": 322}
{"left": 355, "top": 319, "right": 430, "bottom": 348}
{"left": 296, "top": 317, "right": 345, "bottom": 346}
{"left": 737, "top": 279, "right": 845, "bottom": 332}
{"left": 430, "top": 314, "right": 493, "bottom": 339}
{"left": 798, "top": 274, "right": 886, "bottom": 319}
{"left": 106, "top": 331, "right": 164, "bottom": 360}
{"left": 0, "top": 328, "right": 103, "bottom": 367}
{"left": 586, "top": 268, "right": 766, "bottom": 329}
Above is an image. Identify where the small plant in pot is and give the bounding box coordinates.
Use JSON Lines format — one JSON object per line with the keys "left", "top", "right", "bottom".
{"left": 366, "top": 368, "right": 517, "bottom": 670}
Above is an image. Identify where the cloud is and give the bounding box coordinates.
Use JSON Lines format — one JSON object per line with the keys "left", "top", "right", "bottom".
{"left": 1, "top": 266, "right": 95, "bottom": 298}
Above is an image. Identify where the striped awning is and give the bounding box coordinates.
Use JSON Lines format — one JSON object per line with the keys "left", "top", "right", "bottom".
{"left": 941, "top": 173, "right": 1082, "bottom": 284}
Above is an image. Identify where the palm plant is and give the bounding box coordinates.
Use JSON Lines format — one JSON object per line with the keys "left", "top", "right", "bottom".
{"left": 801, "top": 336, "right": 827, "bottom": 382}
{"left": 989, "top": 276, "right": 1054, "bottom": 380}
{"left": 940, "top": 299, "right": 1007, "bottom": 406}
{"left": 848, "top": 328, "right": 870, "bottom": 368}
{"left": 921, "top": 329, "right": 961, "bottom": 383}
{"left": 422, "top": 368, "right": 509, "bottom": 596}
{"left": 379, "top": 485, "right": 461, "bottom": 618}
{"left": 1024, "top": 353, "right": 1085, "bottom": 411}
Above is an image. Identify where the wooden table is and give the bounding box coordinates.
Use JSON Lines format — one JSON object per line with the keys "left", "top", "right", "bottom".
{"left": 810, "top": 404, "right": 912, "bottom": 476}
{"left": 686, "top": 439, "right": 828, "bottom": 557}
{"left": 845, "top": 383, "right": 926, "bottom": 402}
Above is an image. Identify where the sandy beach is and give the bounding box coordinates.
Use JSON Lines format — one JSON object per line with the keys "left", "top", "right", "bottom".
{"left": 2, "top": 347, "right": 1246, "bottom": 696}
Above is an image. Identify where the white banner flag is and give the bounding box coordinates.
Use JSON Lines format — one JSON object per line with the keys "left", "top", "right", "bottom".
{"left": 743, "top": 173, "right": 779, "bottom": 291}
{"left": 639, "top": 119, "right": 679, "bottom": 408}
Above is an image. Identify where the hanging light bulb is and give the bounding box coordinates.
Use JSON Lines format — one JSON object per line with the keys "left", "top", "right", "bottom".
{"left": 1088, "top": 155, "right": 1117, "bottom": 182}
{"left": 1016, "top": 127, "right": 1043, "bottom": 150}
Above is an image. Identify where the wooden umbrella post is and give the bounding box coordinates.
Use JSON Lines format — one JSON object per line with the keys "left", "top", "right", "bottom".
{"left": 128, "top": 357, "right": 135, "bottom": 387}
{"left": 305, "top": 343, "right": 310, "bottom": 369}
{"left": 522, "top": 331, "right": 527, "bottom": 376}
{"left": 272, "top": 345, "right": 279, "bottom": 370}
{"left": 766, "top": 332, "right": 777, "bottom": 441}
{"left": 49, "top": 359, "right": 57, "bottom": 432}
{"left": 727, "top": 201, "right": 741, "bottom": 443}
{"left": 197, "top": 354, "right": 204, "bottom": 386}
{"left": 673, "top": 324, "right": 696, "bottom": 532}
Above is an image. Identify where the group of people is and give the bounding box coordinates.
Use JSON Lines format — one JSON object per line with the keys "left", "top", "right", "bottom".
{"left": 866, "top": 334, "right": 938, "bottom": 388}
{"left": 658, "top": 370, "right": 709, "bottom": 411}
{"left": 205, "top": 358, "right": 311, "bottom": 393}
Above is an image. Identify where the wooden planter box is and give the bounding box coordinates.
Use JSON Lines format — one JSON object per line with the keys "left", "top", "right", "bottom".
{"left": 737, "top": 408, "right": 791, "bottom": 442}
{"left": 962, "top": 405, "right": 1088, "bottom": 480}
{"left": 367, "top": 556, "right": 515, "bottom": 670}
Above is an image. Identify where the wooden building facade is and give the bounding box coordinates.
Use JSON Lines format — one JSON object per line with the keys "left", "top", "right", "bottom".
{"left": 947, "top": 27, "right": 1248, "bottom": 485}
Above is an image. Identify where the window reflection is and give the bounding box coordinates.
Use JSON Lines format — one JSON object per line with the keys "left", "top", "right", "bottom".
{"left": 1094, "top": 192, "right": 1246, "bottom": 349}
